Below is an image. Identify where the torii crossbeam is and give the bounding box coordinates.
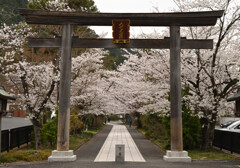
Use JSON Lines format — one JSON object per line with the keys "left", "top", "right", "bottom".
{"left": 20, "top": 9, "right": 223, "bottom": 162}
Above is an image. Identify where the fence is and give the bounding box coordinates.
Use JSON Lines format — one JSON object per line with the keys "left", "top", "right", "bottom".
{"left": 1, "top": 125, "right": 33, "bottom": 152}
{"left": 213, "top": 129, "right": 240, "bottom": 154}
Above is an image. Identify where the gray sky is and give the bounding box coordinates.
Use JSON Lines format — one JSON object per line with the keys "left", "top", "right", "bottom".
{"left": 91, "top": 0, "right": 177, "bottom": 37}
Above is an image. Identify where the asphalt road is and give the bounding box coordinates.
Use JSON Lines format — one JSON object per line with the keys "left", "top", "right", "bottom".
{"left": 3, "top": 125, "right": 240, "bottom": 168}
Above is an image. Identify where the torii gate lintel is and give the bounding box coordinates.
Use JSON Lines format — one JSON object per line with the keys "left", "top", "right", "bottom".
{"left": 28, "top": 37, "right": 213, "bottom": 49}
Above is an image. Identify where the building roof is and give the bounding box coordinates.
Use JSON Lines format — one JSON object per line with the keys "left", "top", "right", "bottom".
{"left": 19, "top": 9, "right": 224, "bottom": 26}
{"left": 0, "top": 86, "right": 16, "bottom": 100}
{"left": 227, "top": 88, "right": 240, "bottom": 102}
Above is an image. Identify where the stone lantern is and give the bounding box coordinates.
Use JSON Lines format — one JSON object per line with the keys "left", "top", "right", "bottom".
{"left": 0, "top": 86, "right": 16, "bottom": 156}
{"left": 227, "top": 88, "right": 240, "bottom": 117}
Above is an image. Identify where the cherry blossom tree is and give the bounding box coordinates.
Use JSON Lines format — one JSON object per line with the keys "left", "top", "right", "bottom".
{"left": 108, "top": 2, "right": 239, "bottom": 147}
{"left": 106, "top": 47, "right": 170, "bottom": 115}
{"left": 71, "top": 48, "right": 111, "bottom": 115}
{"left": 0, "top": 22, "right": 110, "bottom": 150}
{"left": 0, "top": 22, "right": 59, "bottom": 149}
{"left": 171, "top": 0, "right": 240, "bottom": 149}
{"left": 0, "top": 0, "right": 92, "bottom": 149}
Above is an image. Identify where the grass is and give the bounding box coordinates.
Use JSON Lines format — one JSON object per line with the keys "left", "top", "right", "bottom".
{"left": 69, "top": 129, "right": 100, "bottom": 150}
{"left": 0, "top": 127, "right": 103, "bottom": 163}
{"left": 137, "top": 128, "right": 239, "bottom": 161}
{"left": 188, "top": 148, "right": 237, "bottom": 160}
{"left": 0, "top": 149, "right": 52, "bottom": 163}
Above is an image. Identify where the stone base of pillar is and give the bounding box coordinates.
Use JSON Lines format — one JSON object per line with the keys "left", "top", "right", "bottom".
{"left": 48, "top": 150, "right": 77, "bottom": 162}
{"left": 163, "top": 150, "right": 191, "bottom": 162}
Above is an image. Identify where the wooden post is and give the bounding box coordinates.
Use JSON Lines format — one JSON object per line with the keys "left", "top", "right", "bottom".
{"left": 57, "top": 24, "right": 72, "bottom": 151}
{"left": 170, "top": 26, "right": 183, "bottom": 151}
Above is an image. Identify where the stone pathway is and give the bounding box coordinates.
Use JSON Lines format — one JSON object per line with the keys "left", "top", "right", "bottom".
{"left": 94, "top": 125, "right": 145, "bottom": 162}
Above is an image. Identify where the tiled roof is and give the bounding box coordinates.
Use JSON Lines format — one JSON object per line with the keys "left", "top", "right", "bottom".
{"left": 0, "top": 86, "right": 16, "bottom": 100}
{"left": 227, "top": 88, "right": 240, "bottom": 102}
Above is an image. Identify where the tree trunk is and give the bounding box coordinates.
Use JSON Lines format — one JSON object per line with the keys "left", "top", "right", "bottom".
{"left": 34, "top": 124, "right": 41, "bottom": 150}
{"left": 32, "top": 118, "right": 42, "bottom": 150}
{"left": 201, "top": 114, "right": 216, "bottom": 150}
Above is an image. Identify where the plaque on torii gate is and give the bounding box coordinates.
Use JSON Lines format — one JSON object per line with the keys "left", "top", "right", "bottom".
{"left": 20, "top": 9, "right": 223, "bottom": 162}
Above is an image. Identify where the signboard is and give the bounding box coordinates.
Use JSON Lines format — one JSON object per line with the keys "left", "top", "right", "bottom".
{"left": 115, "top": 144, "right": 125, "bottom": 162}
{"left": 112, "top": 19, "right": 130, "bottom": 43}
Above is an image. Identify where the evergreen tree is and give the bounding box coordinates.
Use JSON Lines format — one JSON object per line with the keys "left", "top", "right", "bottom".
{"left": 0, "top": 0, "right": 28, "bottom": 25}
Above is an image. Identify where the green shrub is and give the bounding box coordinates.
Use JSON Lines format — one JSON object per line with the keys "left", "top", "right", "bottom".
{"left": 82, "top": 114, "right": 105, "bottom": 130}
{"left": 70, "top": 109, "right": 84, "bottom": 134}
{"left": 139, "top": 87, "right": 202, "bottom": 150}
{"left": 92, "top": 115, "right": 105, "bottom": 128}
{"left": 140, "top": 113, "right": 167, "bottom": 140}
{"left": 0, "top": 149, "right": 51, "bottom": 163}
{"left": 40, "top": 117, "right": 58, "bottom": 148}
{"left": 109, "top": 115, "right": 119, "bottom": 121}
{"left": 162, "top": 109, "right": 201, "bottom": 150}
{"left": 163, "top": 87, "right": 202, "bottom": 150}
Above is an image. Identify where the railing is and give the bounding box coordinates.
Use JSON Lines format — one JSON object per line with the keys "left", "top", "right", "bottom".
{"left": 1, "top": 130, "right": 10, "bottom": 152}
{"left": 213, "top": 129, "right": 240, "bottom": 154}
{"left": 1, "top": 125, "right": 33, "bottom": 152}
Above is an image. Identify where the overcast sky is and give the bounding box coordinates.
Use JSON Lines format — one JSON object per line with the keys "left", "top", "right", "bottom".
{"left": 91, "top": 0, "right": 177, "bottom": 37}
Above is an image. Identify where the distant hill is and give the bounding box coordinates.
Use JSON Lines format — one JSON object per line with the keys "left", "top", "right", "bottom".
{"left": 0, "top": 0, "right": 28, "bottom": 25}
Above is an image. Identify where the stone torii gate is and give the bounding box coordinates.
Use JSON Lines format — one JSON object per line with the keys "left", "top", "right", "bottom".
{"left": 20, "top": 9, "right": 223, "bottom": 162}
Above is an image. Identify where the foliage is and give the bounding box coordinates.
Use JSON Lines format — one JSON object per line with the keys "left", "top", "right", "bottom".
{"left": 68, "top": 0, "right": 97, "bottom": 12}
{"left": 92, "top": 115, "right": 105, "bottom": 128}
{"left": 0, "top": 0, "right": 102, "bottom": 150}
{"left": 141, "top": 109, "right": 202, "bottom": 150}
{"left": 0, "top": 0, "right": 28, "bottom": 25}
{"left": 139, "top": 128, "right": 239, "bottom": 161}
{"left": 28, "top": 0, "right": 73, "bottom": 11}
{"left": 109, "top": 115, "right": 119, "bottom": 121}
{"left": 28, "top": 0, "right": 97, "bottom": 12}
{"left": 102, "top": 53, "right": 118, "bottom": 70}
{"left": 188, "top": 148, "right": 238, "bottom": 160}
{"left": 70, "top": 49, "right": 112, "bottom": 115}
{"left": 103, "top": 48, "right": 129, "bottom": 70}
{"left": 107, "top": 0, "right": 240, "bottom": 150}
{"left": 40, "top": 116, "right": 58, "bottom": 148}
{"left": 0, "top": 149, "right": 51, "bottom": 163}
{"left": 81, "top": 114, "right": 105, "bottom": 130}
{"left": 163, "top": 109, "right": 202, "bottom": 150}
{"left": 162, "top": 88, "right": 202, "bottom": 150}
{"left": 139, "top": 88, "right": 202, "bottom": 150}
{"left": 70, "top": 109, "right": 84, "bottom": 135}
{"left": 40, "top": 109, "right": 102, "bottom": 147}
{"left": 69, "top": 131, "right": 94, "bottom": 150}
{"left": 0, "top": 22, "right": 56, "bottom": 149}
{"left": 172, "top": 0, "right": 240, "bottom": 150}
{"left": 0, "top": 127, "right": 102, "bottom": 163}
{"left": 140, "top": 113, "right": 167, "bottom": 141}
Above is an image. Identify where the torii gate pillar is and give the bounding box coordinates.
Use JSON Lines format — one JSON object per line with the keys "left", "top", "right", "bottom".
{"left": 48, "top": 24, "right": 76, "bottom": 162}
{"left": 163, "top": 26, "right": 191, "bottom": 162}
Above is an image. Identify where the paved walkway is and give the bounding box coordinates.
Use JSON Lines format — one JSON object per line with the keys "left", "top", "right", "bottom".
{"left": 4, "top": 121, "right": 240, "bottom": 168}
{"left": 94, "top": 125, "right": 145, "bottom": 162}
